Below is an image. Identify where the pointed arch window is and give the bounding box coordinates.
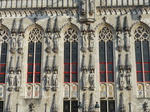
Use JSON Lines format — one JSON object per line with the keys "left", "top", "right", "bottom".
{"left": 134, "top": 26, "right": 150, "bottom": 82}
{"left": 99, "top": 27, "right": 114, "bottom": 83}
{"left": 0, "top": 28, "right": 9, "bottom": 84}
{"left": 64, "top": 28, "right": 78, "bottom": 83}
{"left": 27, "top": 28, "right": 42, "bottom": 83}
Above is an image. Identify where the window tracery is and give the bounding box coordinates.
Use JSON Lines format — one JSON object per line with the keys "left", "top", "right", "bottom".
{"left": 0, "top": 28, "right": 9, "bottom": 84}
{"left": 134, "top": 25, "right": 150, "bottom": 98}
{"left": 64, "top": 28, "right": 78, "bottom": 83}
{"left": 27, "top": 28, "right": 43, "bottom": 84}
{"left": 99, "top": 26, "right": 115, "bottom": 112}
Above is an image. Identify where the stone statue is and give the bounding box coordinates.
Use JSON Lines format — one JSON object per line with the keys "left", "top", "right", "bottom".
{"left": 82, "top": 66, "right": 88, "bottom": 90}
{"left": 45, "top": 72, "right": 51, "bottom": 90}
{"left": 89, "top": 31, "right": 95, "bottom": 52}
{"left": 119, "top": 73, "right": 124, "bottom": 90}
{"left": 117, "top": 31, "right": 123, "bottom": 52}
{"left": 81, "top": 0, "right": 86, "bottom": 15}
{"left": 10, "top": 34, "right": 17, "bottom": 53}
{"left": 46, "top": 34, "right": 52, "bottom": 53}
{"left": 18, "top": 34, "right": 24, "bottom": 49}
{"left": 126, "top": 72, "right": 132, "bottom": 90}
{"left": 124, "top": 32, "right": 130, "bottom": 51}
{"left": 8, "top": 71, "right": 13, "bottom": 91}
{"left": 82, "top": 34, "right": 88, "bottom": 52}
{"left": 89, "top": 73, "right": 95, "bottom": 90}
{"left": 89, "top": 0, "right": 94, "bottom": 15}
{"left": 52, "top": 73, "right": 58, "bottom": 87}
{"left": 16, "top": 71, "right": 21, "bottom": 91}
{"left": 53, "top": 33, "right": 60, "bottom": 53}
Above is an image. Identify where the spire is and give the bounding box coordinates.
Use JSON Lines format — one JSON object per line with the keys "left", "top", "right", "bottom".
{"left": 116, "top": 16, "right": 122, "bottom": 32}
{"left": 124, "top": 16, "right": 129, "bottom": 31}
{"left": 53, "top": 17, "right": 60, "bottom": 33}
{"left": 11, "top": 19, "right": 17, "bottom": 34}
{"left": 18, "top": 18, "right": 24, "bottom": 33}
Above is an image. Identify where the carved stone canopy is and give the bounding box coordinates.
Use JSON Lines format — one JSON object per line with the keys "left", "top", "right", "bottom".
{"left": 82, "top": 66, "right": 88, "bottom": 72}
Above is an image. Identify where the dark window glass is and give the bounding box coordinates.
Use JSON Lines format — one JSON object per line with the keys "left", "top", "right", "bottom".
{"left": 0, "top": 55, "right": 7, "bottom": 64}
{"left": 108, "top": 73, "right": 114, "bottom": 82}
{"left": 72, "top": 42, "right": 78, "bottom": 63}
{"left": 108, "top": 64, "right": 113, "bottom": 71}
{"left": 107, "top": 41, "right": 113, "bottom": 63}
{"left": 0, "top": 65, "right": 6, "bottom": 73}
{"left": 35, "top": 64, "right": 41, "bottom": 72}
{"left": 28, "top": 42, "right": 34, "bottom": 63}
{"left": 135, "top": 41, "right": 142, "bottom": 62}
{"left": 145, "top": 72, "right": 150, "bottom": 82}
{"left": 28, "top": 64, "right": 33, "bottom": 73}
{"left": 143, "top": 41, "right": 149, "bottom": 62}
{"left": 137, "top": 73, "right": 143, "bottom": 82}
{"left": 64, "top": 74, "right": 70, "bottom": 82}
{"left": 35, "top": 74, "right": 40, "bottom": 83}
{"left": 100, "top": 100, "right": 107, "bottom": 112}
{"left": 63, "top": 101, "right": 70, "bottom": 112}
{"left": 72, "top": 73, "right": 78, "bottom": 82}
{"left": 35, "top": 42, "right": 42, "bottom": 63}
{"left": 64, "top": 42, "right": 70, "bottom": 63}
{"left": 72, "top": 64, "right": 77, "bottom": 72}
{"left": 0, "top": 101, "right": 3, "bottom": 112}
{"left": 0, "top": 75, "right": 5, "bottom": 83}
{"left": 144, "top": 63, "right": 150, "bottom": 71}
{"left": 100, "top": 64, "right": 105, "bottom": 71}
{"left": 1, "top": 43, "right": 7, "bottom": 54}
{"left": 100, "top": 73, "right": 106, "bottom": 82}
{"left": 71, "top": 100, "right": 78, "bottom": 112}
{"left": 65, "top": 64, "right": 70, "bottom": 72}
{"left": 108, "top": 100, "right": 115, "bottom": 112}
{"left": 99, "top": 41, "right": 105, "bottom": 63}
{"left": 136, "top": 63, "right": 142, "bottom": 71}
{"left": 27, "top": 74, "right": 33, "bottom": 83}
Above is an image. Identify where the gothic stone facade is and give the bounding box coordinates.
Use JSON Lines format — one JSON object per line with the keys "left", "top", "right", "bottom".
{"left": 0, "top": 0, "right": 150, "bottom": 112}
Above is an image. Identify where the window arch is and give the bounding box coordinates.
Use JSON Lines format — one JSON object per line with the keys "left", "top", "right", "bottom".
{"left": 64, "top": 27, "right": 78, "bottom": 83}
{"left": 0, "top": 28, "right": 9, "bottom": 84}
{"left": 99, "top": 26, "right": 115, "bottom": 112}
{"left": 27, "top": 28, "right": 43, "bottom": 83}
{"left": 99, "top": 27, "right": 114, "bottom": 83}
{"left": 134, "top": 25, "right": 150, "bottom": 82}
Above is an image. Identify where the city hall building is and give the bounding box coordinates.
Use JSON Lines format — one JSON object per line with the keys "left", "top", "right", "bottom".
{"left": 0, "top": 0, "right": 149, "bottom": 112}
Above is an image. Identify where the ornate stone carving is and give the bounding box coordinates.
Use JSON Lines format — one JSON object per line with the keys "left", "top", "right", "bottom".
{"left": 33, "top": 84, "right": 40, "bottom": 98}
{"left": 117, "top": 31, "right": 123, "bottom": 52}
{"left": 53, "top": 33, "right": 60, "bottom": 53}
{"left": 143, "top": 102, "right": 148, "bottom": 112}
{"left": 88, "top": 25, "right": 95, "bottom": 52}
{"left": 89, "top": 0, "right": 95, "bottom": 16}
{"left": 29, "top": 103, "right": 35, "bottom": 112}
{"left": 18, "top": 34, "right": 24, "bottom": 54}
{"left": 119, "top": 93, "right": 126, "bottom": 112}
{"left": 126, "top": 53, "right": 132, "bottom": 90}
{"left": 52, "top": 73, "right": 58, "bottom": 91}
{"left": 26, "top": 85, "right": 32, "bottom": 98}
{"left": 89, "top": 93, "right": 95, "bottom": 112}
{"left": 8, "top": 57, "right": 15, "bottom": 91}
{"left": 82, "top": 66, "right": 88, "bottom": 91}
{"left": 45, "top": 70, "right": 51, "bottom": 91}
{"left": 10, "top": 33, "right": 17, "bottom": 54}
{"left": 52, "top": 93, "right": 58, "bottom": 112}
{"left": 81, "top": 24, "right": 88, "bottom": 52}
{"left": 15, "top": 71, "right": 21, "bottom": 91}
{"left": 46, "top": 33, "right": 52, "bottom": 53}
{"left": 119, "top": 73, "right": 124, "bottom": 90}
{"left": 80, "top": 0, "right": 86, "bottom": 15}
{"left": 89, "top": 73, "right": 95, "bottom": 91}
{"left": 137, "top": 84, "right": 144, "bottom": 98}
{"left": 124, "top": 31, "right": 130, "bottom": 52}
{"left": 118, "top": 54, "right": 124, "bottom": 90}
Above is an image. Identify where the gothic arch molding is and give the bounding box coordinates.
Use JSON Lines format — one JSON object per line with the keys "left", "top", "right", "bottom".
{"left": 130, "top": 21, "right": 150, "bottom": 36}
{"left": 0, "top": 24, "right": 11, "bottom": 36}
